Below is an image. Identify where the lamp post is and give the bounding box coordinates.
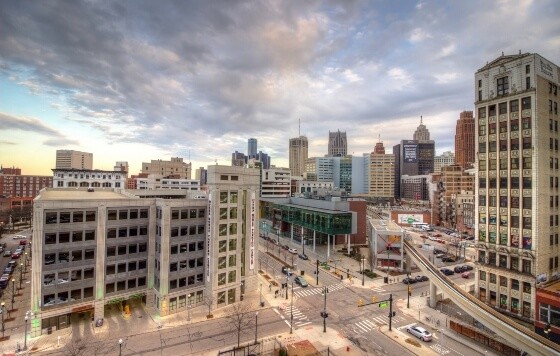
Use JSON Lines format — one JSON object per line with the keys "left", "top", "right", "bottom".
{"left": 187, "top": 293, "right": 192, "bottom": 321}
{"left": 361, "top": 257, "right": 365, "bottom": 286}
{"left": 254, "top": 311, "right": 259, "bottom": 344}
{"left": 406, "top": 272, "right": 411, "bottom": 309}
{"left": 11, "top": 278, "right": 15, "bottom": 311}
{"left": 285, "top": 274, "right": 289, "bottom": 300}
{"left": 118, "top": 338, "right": 123, "bottom": 356}
{"left": 0, "top": 302, "right": 5, "bottom": 337}
{"left": 23, "top": 310, "right": 33, "bottom": 350}
{"left": 259, "top": 283, "right": 264, "bottom": 307}
{"left": 19, "top": 263, "right": 24, "bottom": 289}
{"left": 24, "top": 252, "right": 28, "bottom": 270}
{"left": 290, "top": 278, "right": 294, "bottom": 334}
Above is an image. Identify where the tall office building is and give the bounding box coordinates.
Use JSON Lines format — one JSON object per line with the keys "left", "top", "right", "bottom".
{"left": 413, "top": 117, "right": 431, "bottom": 142}
{"left": 393, "top": 137, "right": 435, "bottom": 198}
{"left": 434, "top": 151, "right": 455, "bottom": 173}
{"left": 255, "top": 151, "right": 271, "bottom": 169}
{"left": 455, "top": 111, "right": 476, "bottom": 169}
{"left": 289, "top": 136, "right": 308, "bottom": 177}
{"left": 231, "top": 151, "right": 246, "bottom": 167}
{"left": 328, "top": 130, "right": 347, "bottom": 157}
{"left": 248, "top": 138, "right": 257, "bottom": 158}
{"left": 141, "top": 157, "right": 191, "bottom": 179}
{"left": 55, "top": 150, "right": 93, "bottom": 170}
{"left": 369, "top": 142, "right": 394, "bottom": 200}
{"left": 474, "top": 52, "right": 560, "bottom": 322}
{"left": 114, "top": 161, "right": 129, "bottom": 173}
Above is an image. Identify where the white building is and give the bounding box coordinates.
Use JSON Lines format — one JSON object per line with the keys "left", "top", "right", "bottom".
{"left": 141, "top": 157, "right": 192, "bottom": 179}
{"left": 135, "top": 174, "right": 201, "bottom": 191}
{"left": 52, "top": 168, "right": 126, "bottom": 189}
{"left": 434, "top": 151, "right": 455, "bottom": 173}
{"left": 261, "top": 168, "right": 291, "bottom": 198}
{"left": 296, "top": 180, "right": 334, "bottom": 194}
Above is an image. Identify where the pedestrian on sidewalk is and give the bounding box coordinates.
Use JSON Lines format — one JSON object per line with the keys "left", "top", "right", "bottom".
{"left": 275, "top": 290, "right": 279, "bottom": 298}
{"left": 269, "top": 283, "right": 272, "bottom": 292}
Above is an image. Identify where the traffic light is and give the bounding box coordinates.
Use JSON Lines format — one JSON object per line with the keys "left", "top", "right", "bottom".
{"left": 372, "top": 296, "right": 377, "bottom": 303}
{"left": 358, "top": 299, "right": 364, "bottom": 307}
{"left": 320, "top": 311, "right": 329, "bottom": 318}
{"left": 388, "top": 311, "right": 396, "bottom": 318}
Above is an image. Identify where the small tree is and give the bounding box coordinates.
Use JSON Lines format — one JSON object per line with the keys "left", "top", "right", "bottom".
{"left": 223, "top": 301, "right": 255, "bottom": 347}
{"left": 203, "top": 294, "right": 214, "bottom": 318}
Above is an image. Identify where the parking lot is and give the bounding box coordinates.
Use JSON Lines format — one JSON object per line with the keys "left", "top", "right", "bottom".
{"left": 0, "top": 227, "right": 33, "bottom": 350}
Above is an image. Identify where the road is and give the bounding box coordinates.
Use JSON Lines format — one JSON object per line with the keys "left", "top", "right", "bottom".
{"left": 262, "top": 234, "right": 482, "bottom": 356}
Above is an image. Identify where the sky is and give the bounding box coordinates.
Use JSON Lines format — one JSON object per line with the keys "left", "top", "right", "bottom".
{"left": 1, "top": 0, "right": 559, "bottom": 176}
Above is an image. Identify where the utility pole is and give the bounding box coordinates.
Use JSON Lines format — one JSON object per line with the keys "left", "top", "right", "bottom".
{"left": 389, "top": 293, "right": 394, "bottom": 331}
{"left": 361, "top": 257, "right": 365, "bottom": 286}
{"left": 316, "top": 260, "right": 319, "bottom": 285}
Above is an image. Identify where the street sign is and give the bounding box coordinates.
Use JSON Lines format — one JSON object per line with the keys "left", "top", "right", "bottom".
{"left": 378, "top": 301, "right": 388, "bottom": 308}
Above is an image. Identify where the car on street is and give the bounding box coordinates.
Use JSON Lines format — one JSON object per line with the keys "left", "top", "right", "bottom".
{"left": 294, "top": 276, "right": 308, "bottom": 287}
{"left": 298, "top": 253, "right": 309, "bottom": 260}
{"left": 3, "top": 250, "right": 11, "bottom": 257}
{"left": 462, "top": 265, "right": 473, "bottom": 271}
{"left": 12, "top": 235, "right": 26, "bottom": 239}
{"left": 440, "top": 268, "right": 454, "bottom": 276}
{"left": 420, "top": 235, "right": 428, "bottom": 239}
{"left": 406, "top": 325, "right": 432, "bottom": 341}
{"left": 461, "top": 271, "right": 471, "bottom": 278}
{"left": 282, "top": 244, "right": 290, "bottom": 250}
{"left": 3, "top": 266, "right": 13, "bottom": 275}
{"left": 288, "top": 248, "right": 298, "bottom": 254}
{"left": 402, "top": 277, "right": 417, "bottom": 284}
{"left": 432, "top": 233, "right": 442, "bottom": 237}
{"left": 435, "top": 253, "right": 445, "bottom": 259}
{"left": 441, "top": 256, "right": 456, "bottom": 263}
{"left": 415, "top": 275, "right": 429, "bottom": 282}
{"left": 11, "top": 252, "right": 21, "bottom": 259}
{"left": 19, "top": 240, "right": 28, "bottom": 245}
{"left": 454, "top": 266, "right": 466, "bottom": 273}
{"left": 0, "top": 276, "right": 9, "bottom": 289}
{"left": 281, "top": 266, "right": 293, "bottom": 276}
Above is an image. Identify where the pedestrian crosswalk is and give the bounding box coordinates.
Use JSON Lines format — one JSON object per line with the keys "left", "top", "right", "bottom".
{"left": 293, "top": 282, "right": 346, "bottom": 298}
{"left": 430, "top": 344, "right": 450, "bottom": 355}
{"left": 283, "top": 305, "right": 312, "bottom": 327}
{"left": 351, "top": 315, "right": 407, "bottom": 334}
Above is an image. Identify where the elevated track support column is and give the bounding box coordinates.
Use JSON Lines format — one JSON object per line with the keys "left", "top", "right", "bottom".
{"left": 429, "top": 281, "right": 437, "bottom": 308}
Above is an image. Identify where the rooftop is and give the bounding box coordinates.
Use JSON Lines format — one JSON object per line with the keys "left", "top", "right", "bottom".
{"left": 36, "top": 188, "right": 129, "bottom": 201}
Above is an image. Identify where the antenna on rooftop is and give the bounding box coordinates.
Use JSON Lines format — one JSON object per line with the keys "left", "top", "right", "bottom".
{"left": 420, "top": 115, "right": 423, "bottom": 124}
{"left": 298, "top": 118, "right": 301, "bottom": 137}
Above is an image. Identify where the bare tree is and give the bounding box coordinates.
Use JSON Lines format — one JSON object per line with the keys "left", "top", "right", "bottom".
{"left": 62, "top": 336, "right": 107, "bottom": 356}
{"left": 223, "top": 301, "right": 255, "bottom": 347}
{"left": 203, "top": 294, "right": 214, "bottom": 318}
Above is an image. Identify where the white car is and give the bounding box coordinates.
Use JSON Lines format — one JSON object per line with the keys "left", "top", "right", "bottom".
{"left": 406, "top": 325, "right": 432, "bottom": 341}
{"left": 12, "top": 235, "right": 26, "bottom": 239}
{"left": 288, "top": 248, "right": 298, "bottom": 254}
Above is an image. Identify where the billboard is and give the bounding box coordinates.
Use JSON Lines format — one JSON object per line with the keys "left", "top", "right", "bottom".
{"left": 403, "top": 144, "right": 418, "bottom": 163}
{"left": 397, "top": 214, "right": 424, "bottom": 224}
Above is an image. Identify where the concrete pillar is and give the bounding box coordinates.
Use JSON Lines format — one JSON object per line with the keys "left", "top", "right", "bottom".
{"left": 327, "top": 234, "right": 330, "bottom": 259}
{"left": 313, "top": 230, "right": 316, "bottom": 252}
{"left": 347, "top": 234, "right": 350, "bottom": 254}
{"left": 429, "top": 282, "right": 437, "bottom": 308}
{"left": 301, "top": 226, "right": 304, "bottom": 249}
{"left": 405, "top": 254, "right": 412, "bottom": 273}
{"left": 290, "top": 224, "right": 294, "bottom": 241}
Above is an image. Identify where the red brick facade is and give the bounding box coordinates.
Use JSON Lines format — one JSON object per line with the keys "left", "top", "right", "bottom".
{"left": 455, "top": 111, "right": 475, "bottom": 169}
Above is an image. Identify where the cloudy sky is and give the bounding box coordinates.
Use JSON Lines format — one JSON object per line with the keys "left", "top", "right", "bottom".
{"left": 1, "top": 0, "right": 559, "bottom": 175}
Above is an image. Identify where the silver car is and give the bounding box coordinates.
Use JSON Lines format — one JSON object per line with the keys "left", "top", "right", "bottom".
{"left": 406, "top": 325, "right": 432, "bottom": 341}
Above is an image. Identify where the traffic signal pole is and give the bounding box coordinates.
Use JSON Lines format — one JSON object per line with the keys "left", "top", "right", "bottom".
{"left": 389, "top": 293, "right": 393, "bottom": 331}
{"left": 316, "top": 259, "right": 319, "bottom": 285}
{"left": 358, "top": 293, "right": 394, "bottom": 331}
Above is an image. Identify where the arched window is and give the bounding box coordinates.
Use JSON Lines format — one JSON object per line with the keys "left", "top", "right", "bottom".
{"left": 80, "top": 182, "right": 89, "bottom": 187}
{"left": 91, "top": 182, "right": 101, "bottom": 187}
{"left": 68, "top": 181, "right": 78, "bottom": 187}
{"left": 102, "top": 182, "right": 112, "bottom": 188}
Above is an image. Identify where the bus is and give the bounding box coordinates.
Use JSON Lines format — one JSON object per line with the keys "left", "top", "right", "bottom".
{"left": 411, "top": 222, "right": 433, "bottom": 231}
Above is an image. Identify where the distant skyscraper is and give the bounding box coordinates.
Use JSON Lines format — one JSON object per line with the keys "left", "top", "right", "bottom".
{"left": 413, "top": 116, "right": 431, "bottom": 142}
{"left": 55, "top": 150, "right": 93, "bottom": 170}
{"left": 369, "top": 142, "right": 394, "bottom": 200}
{"left": 141, "top": 157, "right": 191, "bottom": 179}
{"left": 248, "top": 138, "right": 257, "bottom": 158}
{"left": 455, "top": 111, "right": 475, "bottom": 169}
{"left": 434, "top": 151, "right": 455, "bottom": 173}
{"left": 328, "top": 130, "right": 347, "bottom": 157}
{"left": 231, "top": 151, "right": 246, "bottom": 167}
{"left": 256, "top": 151, "right": 271, "bottom": 169}
{"left": 114, "top": 161, "right": 129, "bottom": 173}
{"left": 289, "top": 136, "right": 308, "bottom": 176}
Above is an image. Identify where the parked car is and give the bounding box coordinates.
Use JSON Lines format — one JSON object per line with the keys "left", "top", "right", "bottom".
{"left": 434, "top": 249, "right": 445, "bottom": 254}
{"left": 3, "top": 266, "right": 13, "bottom": 275}
{"left": 420, "top": 235, "right": 428, "bottom": 239}
{"left": 3, "top": 250, "right": 11, "bottom": 257}
{"left": 298, "top": 253, "right": 309, "bottom": 260}
{"left": 415, "top": 275, "right": 429, "bottom": 282}
{"left": 288, "top": 248, "right": 298, "bottom": 254}
{"left": 454, "top": 266, "right": 466, "bottom": 273}
{"left": 435, "top": 253, "right": 445, "bottom": 259}
{"left": 294, "top": 276, "right": 308, "bottom": 287}
{"left": 12, "top": 235, "right": 26, "bottom": 240}
{"left": 440, "top": 268, "right": 454, "bottom": 276}
{"left": 461, "top": 271, "right": 471, "bottom": 279}
{"left": 281, "top": 266, "right": 293, "bottom": 276}
{"left": 11, "top": 252, "right": 21, "bottom": 259}
{"left": 19, "top": 240, "right": 28, "bottom": 245}
{"left": 6, "top": 261, "right": 16, "bottom": 268}
{"left": 406, "top": 325, "right": 432, "bottom": 341}
{"left": 0, "top": 276, "right": 9, "bottom": 289}
{"left": 402, "top": 277, "right": 417, "bottom": 284}
{"left": 462, "top": 265, "right": 473, "bottom": 271}
{"left": 441, "top": 256, "right": 456, "bottom": 263}
{"left": 432, "top": 233, "right": 442, "bottom": 237}
{"left": 282, "top": 244, "right": 290, "bottom": 250}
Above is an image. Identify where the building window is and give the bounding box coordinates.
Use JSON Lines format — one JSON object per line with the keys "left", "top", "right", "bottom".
{"left": 526, "top": 76, "right": 531, "bottom": 90}
{"left": 521, "top": 97, "right": 531, "bottom": 110}
{"left": 510, "top": 118, "right": 519, "bottom": 131}
{"left": 510, "top": 99, "right": 519, "bottom": 113}
{"left": 510, "top": 138, "right": 519, "bottom": 150}
{"left": 498, "top": 102, "right": 507, "bottom": 114}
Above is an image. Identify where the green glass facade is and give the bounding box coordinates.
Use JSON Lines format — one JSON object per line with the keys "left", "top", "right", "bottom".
{"left": 260, "top": 201, "right": 352, "bottom": 235}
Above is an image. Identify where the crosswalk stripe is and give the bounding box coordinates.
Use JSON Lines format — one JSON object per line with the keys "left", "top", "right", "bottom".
{"left": 296, "top": 321, "right": 312, "bottom": 327}
{"left": 363, "top": 320, "right": 377, "bottom": 328}
{"left": 355, "top": 322, "right": 370, "bottom": 332}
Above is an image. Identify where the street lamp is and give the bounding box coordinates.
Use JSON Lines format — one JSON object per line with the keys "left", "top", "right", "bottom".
{"left": 361, "top": 257, "right": 366, "bottom": 286}
{"left": 0, "top": 302, "right": 5, "bottom": 337}
{"left": 285, "top": 274, "right": 289, "bottom": 300}
{"left": 187, "top": 293, "right": 192, "bottom": 321}
{"left": 19, "top": 263, "right": 24, "bottom": 289}
{"left": 254, "top": 311, "right": 259, "bottom": 344}
{"left": 23, "top": 310, "right": 34, "bottom": 350}
{"left": 118, "top": 338, "right": 123, "bottom": 356}
{"left": 11, "top": 278, "right": 15, "bottom": 311}
{"left": 259, "top": 283, "right": 264, "bottom": 307}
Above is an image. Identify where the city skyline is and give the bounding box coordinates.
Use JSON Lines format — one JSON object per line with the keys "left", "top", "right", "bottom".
{"left": 1, "top": 1, "right": 559, "bottom": 175}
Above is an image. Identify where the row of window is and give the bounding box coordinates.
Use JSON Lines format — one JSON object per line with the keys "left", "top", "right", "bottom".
{"left": 477, "top": 98, "right": 531, "bottom": 118}
{"left": 107, "top": 226, "right": 149, "bottom": 239}
{"left": 169, "top": 258, "right": 204, "bottom": 272}
{"left": 106, "top": 277, "right": 147, "bottom": 293}
{"left": 478, "top": 231, "right": 532, "bottom": 249}
{"left": 548, "top": 256, "right": 559, "bottom": 270}
{"left": 168, "top": 274, "right": 204, "bottom": 289}
{"left": 45, "top": 211, "right": 96, "bottom": 224}
{"left": 479, "top": 176, "right": 530, "bottom": 189}
{"left": 220, "top": 191, "right": 239, "bottom": 204}
{"left": 171, "top": 241, "right": 204, "bottom": 254}
{"left": 550, "top": 234, "right": 560, "bottom": 246}
{"left": 218, "top": 239, "right": 237, "bottom": 253}
{"left": 45, "top": 250, "right": 94, "bottom": 265}
{"left": 108, "top": 209, "right": 149, "bottom": 220}
{"left": 43, "top": 268, "right": 94, "bottom": 286}
{"left": 168, "top": 291, "right": 203, "bottom": 312}
{"left": 217, "top": 255, "right": 237, "bottom": 269}
{"left": 107, "top": 243, "right": 148, "bottom": 257}
{"left": 478, "top": 136, "right": 532, "bottom": 153}
{"left": 479, "top": 195, "right": 531, "bottom": 209}
{"left": 479, "top": 117, "right": 531, "bottom": 136}
{"left": 169, "top": 208, "right": 205, "bottom": 220}
{"left": 217, "top": 270, "right": 237, "bottom": 286}
{"left": 169, "top": 225, "right": 205, "bottom": 237}
{"left": 43, "top": 288, "right": 94, "bottom": 307}
{"left": 106, "top": 260, "right": 147, "bottom": 275}
{"left": 219, "top": 223, "right": 238, "bottom": 236}
{"left": 479, "top": 270, "right": 531, "bottom": 293}
{"left": 45, "top": 231, "right": 95, "bottom": 244}
{"left": 219, "top": 207, "right": 238, "bottom": 220}
{"left": 62, "top": 181, "right": 122, "bottom": 188}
